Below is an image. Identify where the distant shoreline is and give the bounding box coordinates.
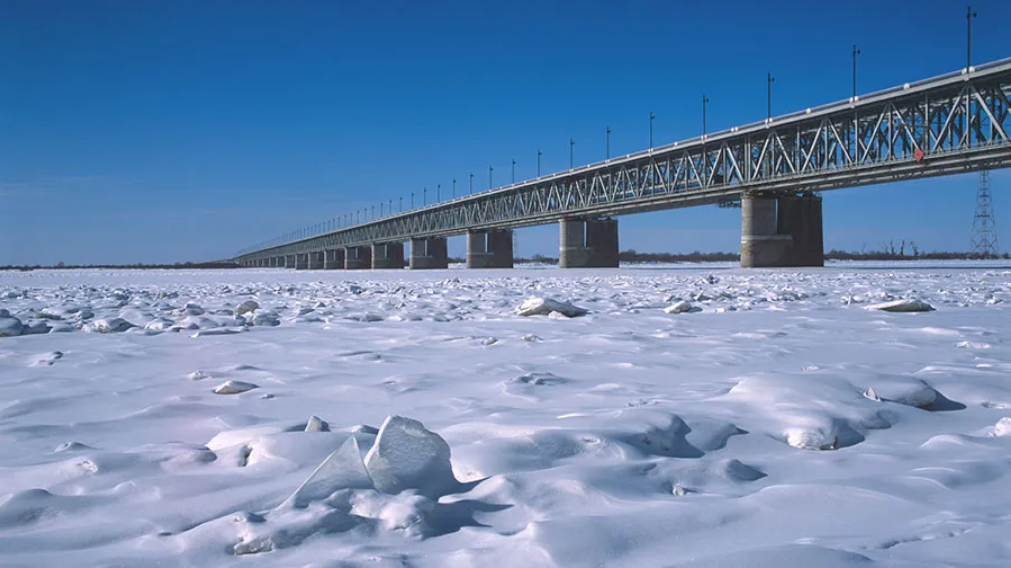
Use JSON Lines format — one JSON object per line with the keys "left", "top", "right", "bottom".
{"left": 2, "top": 251, "right": 1007, "bottom": 271}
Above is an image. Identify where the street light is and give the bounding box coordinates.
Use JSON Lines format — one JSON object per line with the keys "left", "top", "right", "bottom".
{"left": 606, "top": 126, "right": 611, "bottom": 159}
{"left": 399, "top": 196, "right": 403, "bottom": 212}
{"left": 452, "top": 178, "right": 456, "bottom": 198}
{"left": 649, "top": 112, "right": 655, "bottom": 149}
{"left": 852, "top": 45, "right": 861, "bottom": 98}
{"left": 537, "top": 149, "right": 542, "bottom": 176}
{"left": 411, "top": 191, "right": 415, "bottom": 209}
{"left": 437, "top": 183, "right": 441, "bottom": 202}
{"left": 967, "top": 6, "right": 977, "bottom": 70}
{"left": 488, "top": 165, "right": 493, "bottom": 189}
{"left": 423, "top": 187, "right": 427, "bottom": 206}
{"left": 767, "top": 72, "right": 775, "bottom": 119}
{"left": 702, "top": 95, "right": 709, "bottom": 136}
{"left": 569, "top": 138, "right": 574, "bottom": 169}
{"left": 469, "top": 172, "right": 474, "bottom": 194}
{"left": 511, "top": 158, "right": 516, "bottom": 183}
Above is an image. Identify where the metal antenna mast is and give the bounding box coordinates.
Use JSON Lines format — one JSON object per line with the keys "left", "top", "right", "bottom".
{"left": 971, "top": 170, "right": 999, "bottom": 257}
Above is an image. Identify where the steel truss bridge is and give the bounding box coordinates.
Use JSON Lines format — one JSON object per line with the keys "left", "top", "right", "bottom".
{"left": 234, "top": 57, "right": 1011, "bottom": 264}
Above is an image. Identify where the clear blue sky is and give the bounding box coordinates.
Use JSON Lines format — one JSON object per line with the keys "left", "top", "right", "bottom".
{"left": 1, "top": 0, "right": 1008, "bottom": 265}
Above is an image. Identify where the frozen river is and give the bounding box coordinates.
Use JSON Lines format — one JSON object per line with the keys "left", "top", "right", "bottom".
{"left": 1, "top": 263, "right": 1010, "bottom": 566}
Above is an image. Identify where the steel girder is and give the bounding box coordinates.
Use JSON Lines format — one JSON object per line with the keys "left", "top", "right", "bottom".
{"left": 235, "top": 59, "right": 1011, "bottom": 263}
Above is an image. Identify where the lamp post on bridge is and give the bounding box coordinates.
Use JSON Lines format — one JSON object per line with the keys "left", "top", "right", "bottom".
{"left": 649, "top": 112, "right": 655, "bottom": 149}
{"left": 967, "top": 6, "right": 977, "bottom": 71}
{"left": 702, "top": 95, "right": 709, "bottom": 136}
{"left": 389, "top": 199, "right": 392, "bottom": 216}
{"left": 767, "top": 72, "right": 775, "bottom": 120}
{"left": 399, "top": 197, "right": 403, "bottom": 212}
{"left": 452, "top": 178, "right": 456, "bottom": 198}
{"left": 437, "top": 183, "right": 441, "bottom": 202}
{"left": 569, "top": 138, "right": 574, "bottom": 169}
{"left": 488, "top": 165, "right": 493, "bottom": 189}
{"left": 537, "top": 149, "right": 542, "bottom": 176}
{"left": 423, "top": 187, "right": 427, "bottom": 206}
{"left": 511, "top": 159, "right": 516, "bottom": 183}
{"left": 852, "top": 45, "right": 861, "bottom": 98}
{"left": 411, "top": 191, "right": 415, "bottom": 209}
{"left": 469, "top": 172, "right": 474, "bottom": 194}
{"left": 606, "top": 127, "right": 611, "bottom": 159}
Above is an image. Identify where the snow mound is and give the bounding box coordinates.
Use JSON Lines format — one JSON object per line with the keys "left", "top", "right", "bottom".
{"left": 993, "top": 417, "right": 1011, "bottom": 437}
{"left": 252, "top": 311, "right": 281, "bottom": 327}
{"left": 363, "top": 415, "right": 456, "bottom": 498}
{"left": 0, "top": 314, "right": 24, "bottom": 337}
{"left": 213, "top": 380, "right": 259, "bottom": 395}
{"left": 866, "top": 299, "right": 935, "bottom": 312}
{"left": 864, "top": 377, "right": 939, "bottom": 409}
{"left": 516, "top": 297, "right": 587, "bottom": 317}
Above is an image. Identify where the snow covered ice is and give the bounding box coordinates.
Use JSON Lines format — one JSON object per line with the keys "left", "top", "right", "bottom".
{"left": 1, "top": 262, "right": 1011, "bottom": 566}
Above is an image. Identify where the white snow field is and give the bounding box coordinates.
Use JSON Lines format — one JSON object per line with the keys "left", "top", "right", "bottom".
{"left": 1, "top": 263, "right": 1010, "bottom": 567}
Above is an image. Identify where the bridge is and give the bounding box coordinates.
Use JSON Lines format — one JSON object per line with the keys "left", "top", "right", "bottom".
{"left": 234, "top": 57, "right": 1011, "bottom": 270}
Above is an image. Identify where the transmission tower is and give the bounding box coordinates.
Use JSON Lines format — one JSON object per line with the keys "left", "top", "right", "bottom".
{"left": 971, "top": 170, "right": 999, "bottom": 257}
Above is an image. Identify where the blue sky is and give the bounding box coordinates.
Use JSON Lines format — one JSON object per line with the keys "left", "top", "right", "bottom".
{"left": 1, "top": 0, "right": 1008, "bottom": 265}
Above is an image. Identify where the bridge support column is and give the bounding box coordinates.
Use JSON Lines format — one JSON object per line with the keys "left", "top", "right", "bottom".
{"left": 410, "top": 237, "right": 449, "bottom": 269}
{"left": 294, "top": 253, "right": 309, "bottom": 270}
{"left": 466, "top": 229, "right": 514, "bottom": 268}
{"left": 276, "top": 256, "right": 284, "bottom": 268}
{"left": 307, "top": 251, "right": 324, "bottom": 270}
{"left": 344, "top": 246, "right": 371, "bottom": 270}
{"left": 323, "top": 249, "right": 344, "bottom": 270}
{"left": 740, "top": 192, "right": 823, "bottom": 267}
{"left": 371, "top": 242, "right": 405, "bottom": 269}
{"left": 559, "top": 218, "right": 619, "bottom": 268}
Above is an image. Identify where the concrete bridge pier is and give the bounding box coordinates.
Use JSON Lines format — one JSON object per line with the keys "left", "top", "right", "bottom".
{"left": 740, "top": 191, "right": 823, "bottom": 267}
{"left": 294, "top": 253, "right": 309, "bottom": 270}
{"left": 372, "top": 242, "right": 405, "bottom": 269}
{"left": 559, "top": 218, "right": 619, "bottom": 268}
{"left": 466, "top": 229, "right": 514, "bottom": 268}
{"left": 323, "top": 249, "right": 345, "bottom": 270}
{"left": 307, "top": 251, "right": 324, "bottom": 270}
{"left": 344, "top": 246, "right": 372, "bottom": 270}
{"left": 276, "top": 256, "right": 284, "bottom": 267}
{"left": 410, "top": 237, "right": 449, "bottom": 269}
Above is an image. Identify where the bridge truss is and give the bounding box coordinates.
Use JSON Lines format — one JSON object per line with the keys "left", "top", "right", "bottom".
{"left": 236, "top": 58, "right": 1011, "bottom": 263}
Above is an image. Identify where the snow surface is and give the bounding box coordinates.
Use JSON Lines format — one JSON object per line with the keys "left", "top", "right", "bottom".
{"left": 1, "top": 264, "right": 1011, "bottom": 567}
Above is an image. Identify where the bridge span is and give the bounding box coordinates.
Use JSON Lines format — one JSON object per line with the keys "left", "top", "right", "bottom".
{"left": 234, "top": 58, "right": 1011, "bottom": 270}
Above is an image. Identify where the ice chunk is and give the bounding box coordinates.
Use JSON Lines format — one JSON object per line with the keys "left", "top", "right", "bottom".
{"left": 285, "top": 437, "right": 373, "bottom": 508}
{"left": 188, "top": 370, "right": 209, "bottom": 381}
{"left": 235, "top": 300, "right": 260, "bottom": 315}
{"left": 0, "top": 315, "right": 24, "bottom": 337}
{"left": 516, "top": 297, "right": 587, "bottom": 317}
{"left": 664, "top": 300, "right": 695, "bottom": 314}
{"left": 993, "top": 417, "right": 1011, "bottom": 437}
{"left": 213, "top": 380, "right": 259, "bottom": 395}
{"left": 785, "top": 427, "right": 838, "bottom": 451}
{"left": 84, "top": 318, "right": 135, "bottom": 333}
{"left": 305, "top": 415, "right": 330, "bottom": 432}
{"left": 363, "top": 415, "right": 455, "bottom": 498}
{"left": 866, "top": 299, "right": 935, "bottom": 312}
